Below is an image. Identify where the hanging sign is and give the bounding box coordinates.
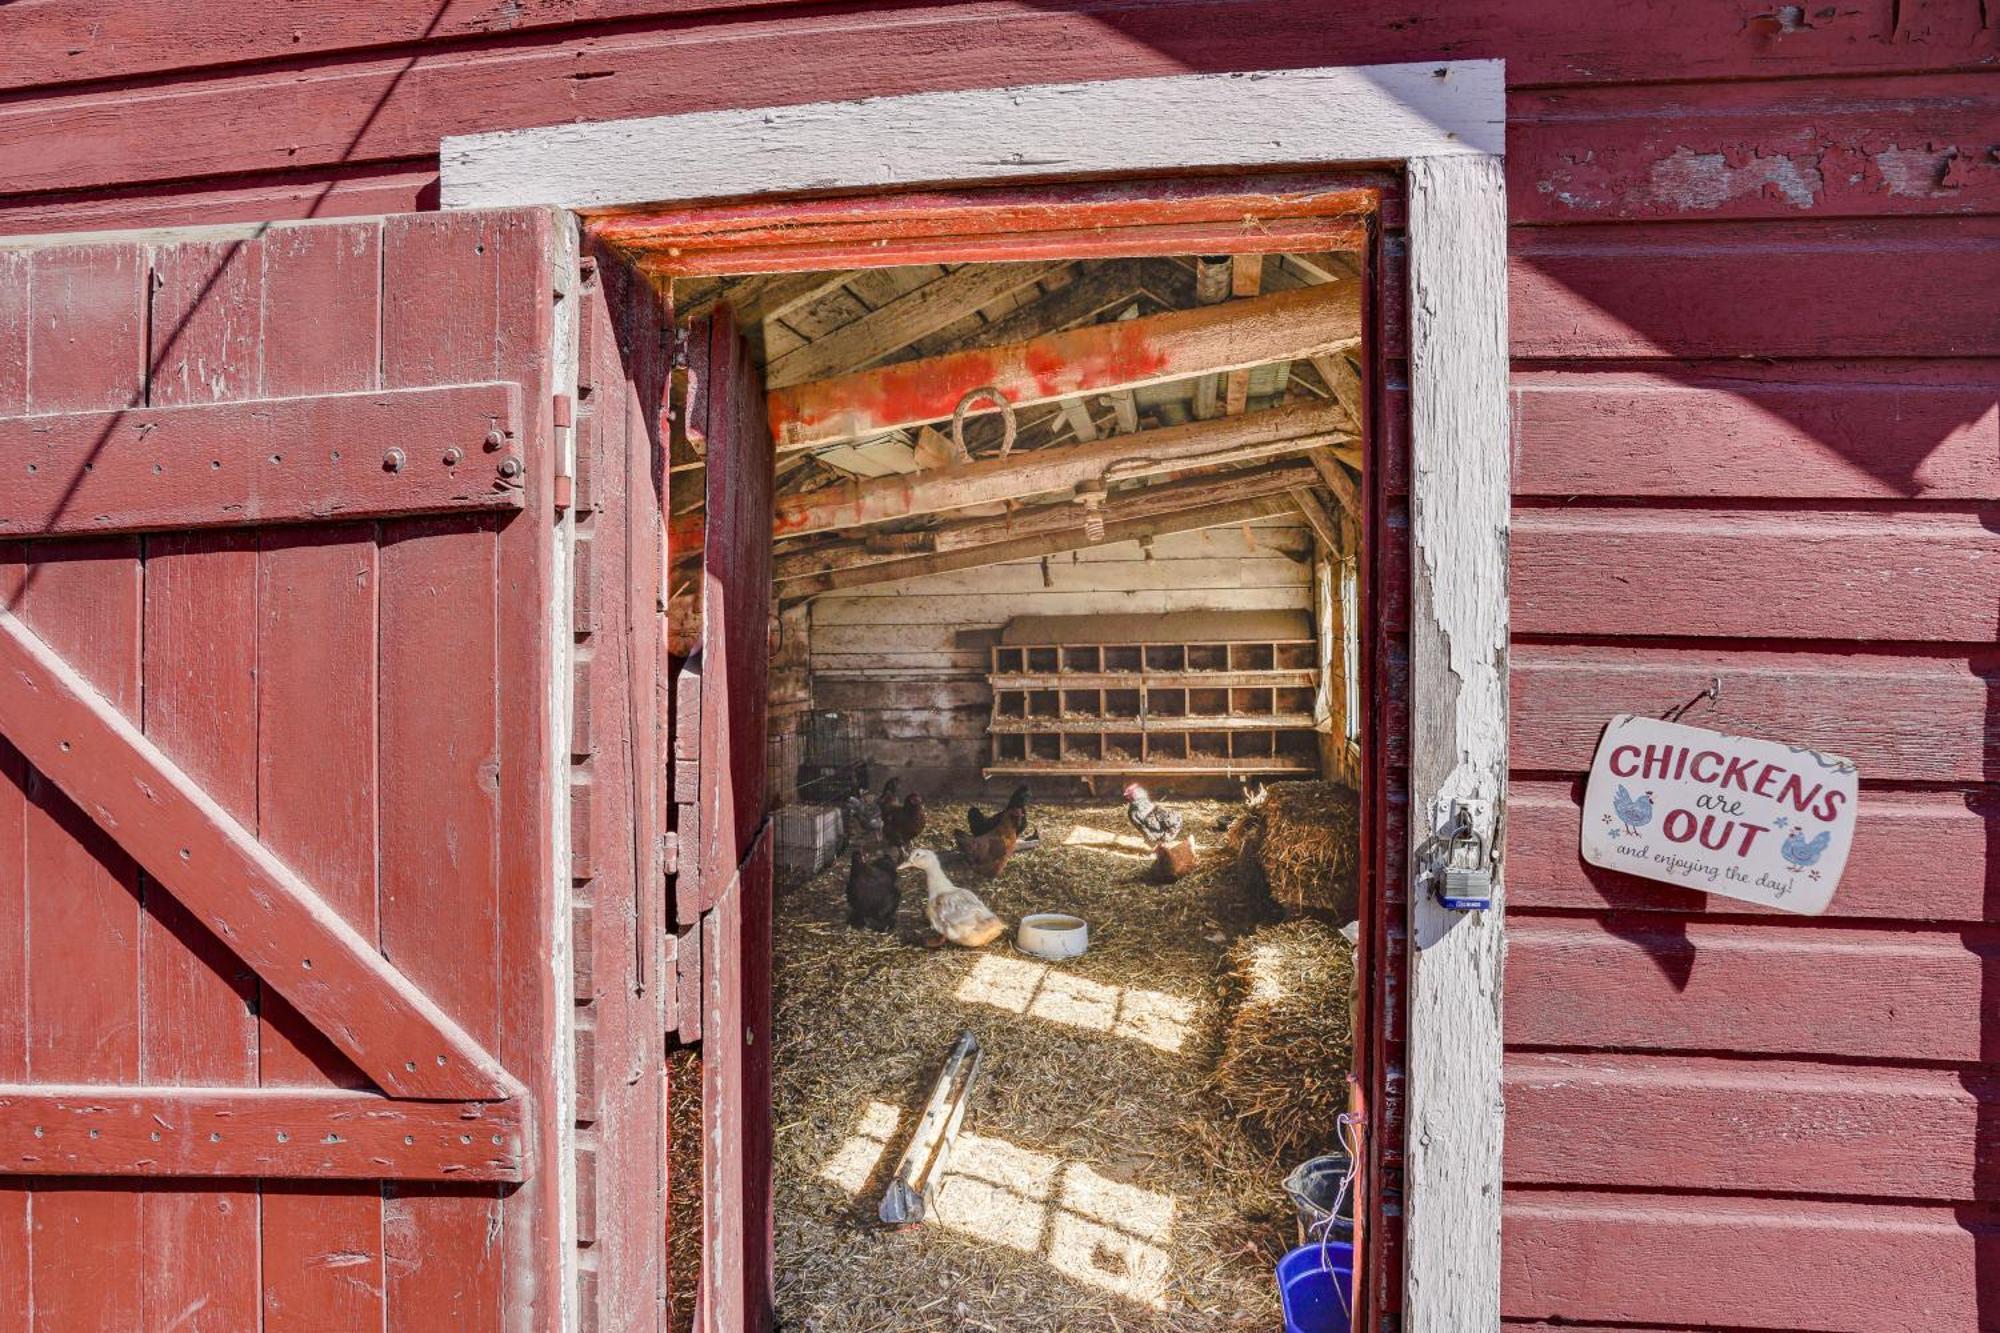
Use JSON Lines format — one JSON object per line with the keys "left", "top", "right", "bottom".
{"left": 1580, "top": 714, "right": 1858, "bottom": 915}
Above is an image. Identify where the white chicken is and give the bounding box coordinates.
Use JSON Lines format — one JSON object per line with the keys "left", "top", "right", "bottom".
{"left": 900, "top": 848, "right": 1007, "bottom": 948}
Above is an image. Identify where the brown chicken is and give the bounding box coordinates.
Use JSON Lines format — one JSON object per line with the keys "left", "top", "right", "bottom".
{"left": 1147, "top": 836, "right": 1198, "bottom": 884}
{"left": 953, "top": 805, "right": 1025, "bottom": 879}
{"left": 882, "top": 791, "right": 927, "bottom": 850}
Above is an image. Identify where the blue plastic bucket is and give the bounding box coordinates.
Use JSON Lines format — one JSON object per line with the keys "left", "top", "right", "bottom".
{"left": 1276, "top": 1241, "right": 1354, "bottom": 1333}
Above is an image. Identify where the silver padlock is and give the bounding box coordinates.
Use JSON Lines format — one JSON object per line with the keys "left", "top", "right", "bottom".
{"left": 1437, "top": 822, "right": 1493, "bottom": 912}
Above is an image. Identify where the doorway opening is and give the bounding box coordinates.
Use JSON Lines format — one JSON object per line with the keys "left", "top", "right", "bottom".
{"left": 618, "top": 174, "right": 1383, "bottom": 1331}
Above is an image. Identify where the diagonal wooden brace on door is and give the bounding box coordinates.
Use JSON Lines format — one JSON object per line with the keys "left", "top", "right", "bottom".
{"left": 0, "top": 608, "right": 522, "bottom": 1102}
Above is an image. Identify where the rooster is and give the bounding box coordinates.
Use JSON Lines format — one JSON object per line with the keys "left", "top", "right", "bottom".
{"left": 954, "top": 806, "right": 1025, "bottom": 879}
{"left": 1612, "top": 785, "right": 1654, "bottom": 837}
{"left": 1781, "top": 827, "right": 1832, "bottom": 869}
{"left": 967, "top": 784, "right": 1030, "bottom": 838}
{"left": 1123, "top": 783, "right": 1184, "bottom": 848}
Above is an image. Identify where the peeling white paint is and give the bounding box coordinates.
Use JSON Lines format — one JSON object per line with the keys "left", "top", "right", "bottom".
{"left": 1873, "top": 145, "right": 1957, "bottom": 197}
{"left": 1649, "top": 146, "right": 1822, "bottom": 211}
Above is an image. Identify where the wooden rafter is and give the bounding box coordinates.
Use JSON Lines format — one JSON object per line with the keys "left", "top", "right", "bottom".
{"left": 1190, "top": 256, "right": 1231, "bottom": 421}
{"left": 674, "top": 399, "right": 1355, "bottom": 552}
{"left": 767, "top": 281, "right": 1360, "bottom": 451}
{"left": 765, "top": 261, "right": 1067, "bottom": 388}
{"left": 1290, "top": 485, "right": 1342, "bottom": 546}
{"left": 1308, "top": 448, "right": 1363, "bottom": 520}
{"left": 0, "top": 609, "right": 520, "bottom": 1102}
{"left": 772, "top": 460, "right": 1320, "bottom": 584}
{"left": 781, "top": 493, "right": 1299, "bottom": 600}
{"left": 1222, "top": 254, "right": 1267, "bottom": 416}
{"left": 1311, "top": 352, "right": 1366, "bottom": 433}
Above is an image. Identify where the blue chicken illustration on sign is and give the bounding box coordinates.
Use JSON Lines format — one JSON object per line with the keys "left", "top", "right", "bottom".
{"left": 1612, "top": 785, "right": 1653, "bottom": 837}
{"left": 1781, "top": 827, "right": 1832, "bottom": 870}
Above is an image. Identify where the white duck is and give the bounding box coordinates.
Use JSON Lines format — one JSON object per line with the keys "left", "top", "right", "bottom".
{"left": 900, "top": 848, "right": 1007, "bottom": 948}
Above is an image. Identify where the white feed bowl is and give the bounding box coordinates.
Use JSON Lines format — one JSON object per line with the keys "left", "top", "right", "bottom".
{"left": 1017, "top": 913, "right": 1089, "bottom": 961}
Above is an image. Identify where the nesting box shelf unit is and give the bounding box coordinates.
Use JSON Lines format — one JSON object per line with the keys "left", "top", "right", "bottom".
{"left": 984, "top": 611, "right": 1323, "bottom": 778}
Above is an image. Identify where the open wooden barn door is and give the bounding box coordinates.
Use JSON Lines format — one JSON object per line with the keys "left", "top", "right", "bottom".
{"left": 0, "top": 210, "right": 570, "bottom": 1328}
{"left": 669, "top": 305, "right": 776, "bottom": 1332}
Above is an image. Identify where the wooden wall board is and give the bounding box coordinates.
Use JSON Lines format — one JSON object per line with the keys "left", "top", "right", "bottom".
{"left": 1505, "top": 1052, "right": 2000, "bottom": 1202}
{"left": 1503, "top": 1193, "right": 1989, "bottom": 1329}
{"left": 1510, "top": 73, "right": 2000, "bottom": 223}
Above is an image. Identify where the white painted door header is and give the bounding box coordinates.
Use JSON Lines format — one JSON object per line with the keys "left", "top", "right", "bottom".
{"left": 439, "top": 60, "right": 1503, "bottom": 211}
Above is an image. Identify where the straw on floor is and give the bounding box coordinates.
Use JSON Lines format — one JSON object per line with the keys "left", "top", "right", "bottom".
{"left": 1211, "top": 920, "right": 1356, "bottom": 1160}
{"left": 1227, "top": 781, "right": 1360, "bottom": 919}
{"left": 771, "top": 798, "right": 1297, "bottom": 1332}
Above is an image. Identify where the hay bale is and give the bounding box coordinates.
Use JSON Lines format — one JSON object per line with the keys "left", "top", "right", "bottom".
{"left": 1230, "top": 781, "right": 1359, "bottom": 919}
{"left": 1212, "top": 920, "right": 1355, "bottom": 1159}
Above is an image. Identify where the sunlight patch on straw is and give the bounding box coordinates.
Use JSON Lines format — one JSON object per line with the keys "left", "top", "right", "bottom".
{"left": 816, "top": 1100, "right": 902, "bottom": 1195}
{"left": 954, "top": 954, "right": 1194, "bottom": 1053}
{"left": 1059, "top": 825, "right": 1154, "bottom": 860}
{"left": 935, "top": 1129, "right": 1177, "bottom": 1310}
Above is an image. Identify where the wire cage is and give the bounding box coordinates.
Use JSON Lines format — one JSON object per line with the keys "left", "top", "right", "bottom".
{"left": 795, "top": 710, "right": 869, "bottom": 802}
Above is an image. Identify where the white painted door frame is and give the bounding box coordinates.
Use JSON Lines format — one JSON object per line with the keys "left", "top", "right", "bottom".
{"left": 441, "top": 60, "right": 1511, "bottom": 1332}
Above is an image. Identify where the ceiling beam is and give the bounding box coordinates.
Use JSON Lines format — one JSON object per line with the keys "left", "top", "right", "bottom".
{"left": 765, "top": 261, "right": 1067, "bottom": 389}
{"left": 673, "top": 398, "right": 1357, "bottom": 554}
{"left": 1308, "top": 447, "right": 1363, "bottom": 520}
{"left": 1290, "top": 485, "right": 1341, "bottom": 547}
{"left": 766, "top": 280, "right": 1361, "bottom": 451}
{"left": 781, "top": 493, "right": 1300, "bottom": 600}
{"left": 1190, "top": 255, "right": 1231, "bottom": 421}
{"left": 772, "top": 460, "right": 1320, "bottom": 584}
{"left": 1222, "top": 253, "right": 1266, "bottom": 416}
{"left": 1311, "top": 352, "right": 1366, "bottom": 434}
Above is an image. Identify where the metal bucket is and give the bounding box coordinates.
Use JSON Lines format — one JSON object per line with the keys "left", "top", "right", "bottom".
{"left": 1283, "top": 1154, "right": 1355, "bottom": 1247}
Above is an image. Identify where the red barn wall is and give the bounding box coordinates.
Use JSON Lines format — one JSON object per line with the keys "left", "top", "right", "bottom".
{"left": 5, "top": 5, "right": 1996, "bottom": 1330}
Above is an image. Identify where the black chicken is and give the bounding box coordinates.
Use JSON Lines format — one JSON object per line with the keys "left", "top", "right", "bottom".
{"left": 967, "top": 784, "right": 1030, "bottom": 837}
{"left": 845, "top": 850, "right": 901, "bottom": 932}
{"left": 1123, "top": 783, "right": 1184, "bottom": 847}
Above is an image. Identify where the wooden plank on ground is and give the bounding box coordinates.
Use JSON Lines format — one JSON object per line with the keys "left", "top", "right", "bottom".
{"left": 0, "top": 1086, "right": 526, "bottom": 1180}
{"left": 767, "top": 283, "right": 1360, "bottom": 450}
{"left": 0, "top": 383, "right": 525, "bottom": 536}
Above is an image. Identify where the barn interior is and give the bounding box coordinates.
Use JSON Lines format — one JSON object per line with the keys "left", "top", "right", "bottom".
{"left": 666, "top": 248, "right": 1367, "bottom": 1329}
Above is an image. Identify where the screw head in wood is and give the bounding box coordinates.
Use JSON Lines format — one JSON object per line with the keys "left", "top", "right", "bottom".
{"left": 497, "top": 457, "right": 523, "bottom": 479}
{"left": 383, "top": 448, "right": 406, "bottom": 473}
{"left": 443, "top": 447, "right": 464, "bottom": 466}
{"left": 484, "top": 429, "right": 506, "bottom": 450}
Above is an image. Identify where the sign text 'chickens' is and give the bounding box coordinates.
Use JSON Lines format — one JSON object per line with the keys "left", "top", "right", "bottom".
{"left": 1580, "top": 714, "right": 1858, "bottom": 915}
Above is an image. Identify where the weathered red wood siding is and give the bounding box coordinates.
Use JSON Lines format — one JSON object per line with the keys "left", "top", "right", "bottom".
{"left": 2, "top": 5, "right": 1994, "bottom": 1331}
